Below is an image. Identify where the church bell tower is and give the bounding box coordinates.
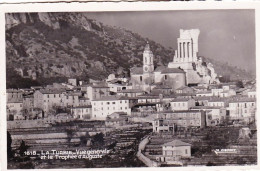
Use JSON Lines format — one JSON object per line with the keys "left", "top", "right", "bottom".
{"left": 143, "top": 42, "right": 154, "bottom": 73}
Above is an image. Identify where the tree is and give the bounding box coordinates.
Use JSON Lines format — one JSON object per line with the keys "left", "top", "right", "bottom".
{"left": 236, "top": 80, "right": 244, "bottom": 88}
{"left": 65, "top": 129, "right": 75, "bottom": 147}
{"left": 79, "top": 132, "right": 91, "bottom": 146}
{"left": 18, "top": 140, "right": 29, "bottom": 157}
{"left": 7, "top": 131, "right": 13, "bottom": 160}
{"left": 92, "top": 133, "right": 104, "bottom": 146}
{"left": 206, "top": 161, "right": 216, "bottom": 166}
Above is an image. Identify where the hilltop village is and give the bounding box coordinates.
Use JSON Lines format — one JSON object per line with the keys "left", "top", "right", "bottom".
{"left": 7, "top": 29, "right": 257, "bottom": 168}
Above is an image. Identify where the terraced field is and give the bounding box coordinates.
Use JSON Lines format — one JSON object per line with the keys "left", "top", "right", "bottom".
{"left": 8, "top": 121, "right": 151, "bottom": 169}
{"left": 143, "top": 127, "right": 257, "bottom": 166}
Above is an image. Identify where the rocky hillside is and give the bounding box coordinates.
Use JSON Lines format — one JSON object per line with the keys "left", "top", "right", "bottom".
{"left": 201, "top": 57, "right": 255, "bottom": 82}
{"left": 5, "top": 12, "right": 254, "bottom": 88}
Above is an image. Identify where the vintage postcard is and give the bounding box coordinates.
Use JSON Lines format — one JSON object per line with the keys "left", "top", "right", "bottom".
{"left": 0, "top": 1, "right": 259, "bottom": 171}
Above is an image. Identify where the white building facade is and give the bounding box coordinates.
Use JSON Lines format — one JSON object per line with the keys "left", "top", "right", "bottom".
{"left": 91, "top": 96, "right": 131, "bottom": 120}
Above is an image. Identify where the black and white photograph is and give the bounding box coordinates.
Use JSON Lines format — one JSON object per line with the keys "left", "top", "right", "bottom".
{"left": 1, "top": 2, "right": 259, "bottom": 170}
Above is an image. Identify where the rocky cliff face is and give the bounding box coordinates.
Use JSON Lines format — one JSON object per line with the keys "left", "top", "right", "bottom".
{"left": 5, "top": 12, "right": 254, "bottom": 88}
{"left": 6, "top": 12, "right": 174, "bottom": 85}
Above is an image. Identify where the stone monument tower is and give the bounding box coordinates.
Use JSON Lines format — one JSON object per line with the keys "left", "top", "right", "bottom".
{"left": 168, "top": 29, "right": 200, "bottom": 70}
{"left": 168, "top": 29, "right": 219, "bottom": 85}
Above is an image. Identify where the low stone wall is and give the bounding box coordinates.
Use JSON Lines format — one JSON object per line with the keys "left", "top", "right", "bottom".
{"left": 7, "top": 120, "right": 51, "bottom": 129}
{"left": 137, "top": 136, "right": 160, "bottom": 167}
{"left": 130, "top": 117, "right": 154, "bottom": 123}
{"left": 7, "top": 118, "right": 76, "bottom": 129}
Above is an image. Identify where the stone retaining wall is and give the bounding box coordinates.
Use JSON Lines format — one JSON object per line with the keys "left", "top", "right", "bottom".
{"left": 137, "top": 136, "right": 160, "bottom": 167}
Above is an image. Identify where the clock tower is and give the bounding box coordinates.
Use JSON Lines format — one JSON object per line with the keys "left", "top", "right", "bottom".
{"left": 143, "top": 42, "right": 154, "bottom": 73}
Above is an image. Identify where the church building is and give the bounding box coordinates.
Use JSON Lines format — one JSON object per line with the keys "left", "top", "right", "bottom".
{"left": 130, "top": 29, "right": 219, "bottom": 93}
{"left": 130, "top": 42, "right": 186, "bottom": 92}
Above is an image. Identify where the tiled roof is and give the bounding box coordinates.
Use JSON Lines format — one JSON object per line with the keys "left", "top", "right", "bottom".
{"left": 92, "top": 96, "right": 129, "bottom": 101}
{"left": 171, "top": 98, "right": 192, "bottom": 102}
{"left": 65, "top": 91, "right": 82, "bottom": 96}
{"left": 71, "top": 105, "right": 92, "bottom": 109}
{"left": 173, "top": 110, "right": 201, "bottom": 114}
{"left": 137, "top": 96, "right": 160, "bottom": 99}
{"left": 110, "top": 112, "right": 127, "bottom": 116}
{"left": 6, "top": 89, "right": 23, "bottom": 93}
{"left": 164, "top": 94, "right": 177, "bottom": 98}
{"left": 229, "top": 98, "right": 256, "bottom": 103}
{"left": 154, "top": 66, "right": 166, "bottom": 72}
{"left": 38, "top": 89, "right": 64, "bottom": 94}
{"left": 131, "top": 67, "right": 143, "bottom": 75}
{"left": 133, "top": 102, "right": 160, "bottom": 107}
{"left": 175, "top": 93, "right": 195, "bottom": 97}
{"left": 91, "top": 85, "right": 109, "bottom": 88}
{"left": 193, "top": 96, "right": 215, "bottom": 100}
{"left": 154, "top": 84, "right": 172, "bottom": 89}
{"left": 196, "top": 91, "right": 212, "bottom": 94}
{"left": 176, "top": 86, "right": 190, "bottom": 90}
{"left": 79, "top": 97, "right": 89, "bottom": 100}
{"left": 161, "top": 68, "right": 185, "bottom": 74}
{"left": 162, "top": 140, "right": 191, "bottom": 147}
{"left": 193, "top": 86, "right": 208, "bottom": 89}
{"left": 24, "top": 95, "right": 34, "bottom": 98}
{"left": 190, "top": 106, "right": 223, "bottom": 109}
{"left": 208, "top": 98, "right": 227, "bottom": 102}
{"left": 221, "top": 82, "right": 237, "bottom": 86}
{"left": 248, "top": 87, "right": 256, "bottom": 92}
{"left": 118, "top": 89, "right": 144, "bottom": 93}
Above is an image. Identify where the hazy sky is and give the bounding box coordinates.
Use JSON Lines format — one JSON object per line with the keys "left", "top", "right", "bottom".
{"left": 86, "top": 10, "right": 255, "bottom": 73}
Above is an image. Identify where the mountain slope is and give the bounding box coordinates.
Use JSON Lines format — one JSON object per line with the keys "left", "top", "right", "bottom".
{"left": 5, "top": 12, "right": 254, "bottom": 88}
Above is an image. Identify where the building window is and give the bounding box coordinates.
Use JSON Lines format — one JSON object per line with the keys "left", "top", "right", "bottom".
{"left": 112, "top": 102, "right": 115, "bottom": 104}
{"left": 107, "top": 102, "right": 110, "bottom": 105}
{"left": 164, "top": 75, "right": 167, "bottom": 80}
{"left": 140, "top": 76, "right": 142, "bottom": 81}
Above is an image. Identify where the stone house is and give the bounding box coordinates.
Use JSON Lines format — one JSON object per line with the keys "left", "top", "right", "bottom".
{"left": 160, "top": 140, "right": 191, "bottom": 163}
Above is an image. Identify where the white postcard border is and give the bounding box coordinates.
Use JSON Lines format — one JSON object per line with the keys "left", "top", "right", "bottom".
{"left": 0, "top": 1, "right": 259, "bottom": 171}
